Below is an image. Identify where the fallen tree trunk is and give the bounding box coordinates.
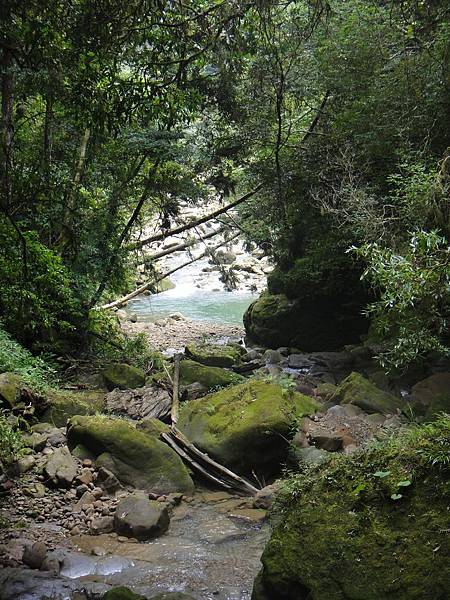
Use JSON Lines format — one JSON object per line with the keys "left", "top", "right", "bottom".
{"left": 161, "top": 427, "right": 260, "bottom": 496}
{"left": 170, "top": 354, "right": 181, "bottom": 426}
{"left": 129, "top": 184, "right": 262, "bottom": 250}
{"left": 99, "top": 231, "right": 240, "bottom": 309}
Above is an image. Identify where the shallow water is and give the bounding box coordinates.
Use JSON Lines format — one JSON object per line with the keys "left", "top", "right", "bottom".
{"left": 0, "top": 496, "right": 269, "bottom": 600}
{"left": 128, "top": 252, "right": 257, "bottom": 326}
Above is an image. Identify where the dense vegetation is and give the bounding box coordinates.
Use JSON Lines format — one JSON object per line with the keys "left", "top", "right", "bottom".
{"left": 1, "top": 0, "right": 449, "bottom": 368}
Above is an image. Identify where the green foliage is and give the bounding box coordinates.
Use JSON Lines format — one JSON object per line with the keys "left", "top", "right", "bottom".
{"left": 0, "top": 412, "right": 24, "bottom": 466}
{"left": 354, "top": 230, "right": 449, "bottom": 370}
{"left": 0, "top": 324, "right": 57, "bottom": 391}
{"left": 87, "top": 310, "right": 163, "bottom": 372}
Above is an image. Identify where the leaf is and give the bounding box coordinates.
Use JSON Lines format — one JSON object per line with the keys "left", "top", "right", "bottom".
{"left": 352, "top": 483, "right": 367, "bottom": 496}
{"left": 373, "top": 470, "right": 391, "bottom": 478}
{"left": 391, "top": 493, "right": 403, "bottom": 500}
{"left": 397, "top": 480, "right": 411, "bottom": 487}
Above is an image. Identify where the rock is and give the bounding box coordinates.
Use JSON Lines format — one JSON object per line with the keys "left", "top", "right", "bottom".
{"left": 67, "top": 415, "right": 194, "bottom": 494}
{"left": 17, "top": 455, "right": 35, "bottom": 473}
{"left": 410, "top": 372, "right": 450, "bottom": 417}
{"left": 243, "top": 349, "right": 262, "bottom": 362}
{"left": 40, "top": 554, "right": 60, "bottom": 575}
{"left": 326, "top": 404, "right": 363, "bottom": 418}
{"left": 185, "top": 343, "right": 244, "bottom": 368}
{"left": 315, "top": 383, "right": 337, "bottom": 402}
{"left": 22, "top": 432, "right": 48, "bottom": 452}
{"left": 96, "top": 467, "right": 123, "bottom": 495}
{"left": 0, "top": 372, "right": 23, "bottom": 408}
{"left": 74, "top": 490, "right": 96, "bottom": 511}
{"left": 215, "top": 250, "right": 236, "bottom": 264}
{"left": 168, "top": 312, "right": 185, "bottom": 321}
{"left": 178, "top": 380, "right": 319, "bottom": 477}
{"left": 335, "top": 372, "right": 402, "bottom": 414}
{"left": 103, "top": 587, "right": 146, "bottom": 600}
{"left": 23, "top": 482, "right": 46, "bottom": 498}
{"left": 39, "top": 389, "right": 105, "bottom": 427}
{"left": 105, "top": 385, "right": 172, "bottom": 420}
{"left": 114, "top": 493, "right": 170, "bottom": 540}
{"left": 77, "top": 467, "right": 94, "bottom": 485}
{"left": 22, "top": 542, "right": 47, "bottom": 569}
{"left": 228, "top": 508, "right": 267, "bottom": 524}
{"left": 263, "top": 349, "right": 282, "bottom": 364}
{"left": 197, "top": 519, "right": 246, "bottom": 544}
{"left": 253, "top": 418, "right": 450, "bottom": 600}
{"left": 253, "top": 483, "right": 281, "bottom": 510}
{"left": 44, "top": 446, "right": 77, "bottom": 487}
{"left": 91, "top": 516, "right": 114, "bottom": 535}
{"left": 308, "top": 427, "right": 343, "bottom": 452}
{"left": 102, "top": 363, "right": 145, "bottom": 391}
{"left": 287, "top": 354, "right": 313, "bottom": 370}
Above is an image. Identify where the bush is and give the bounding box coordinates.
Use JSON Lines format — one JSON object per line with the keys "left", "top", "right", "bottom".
{"left": 0, "top": 413, "right": 24, "bottom": 467}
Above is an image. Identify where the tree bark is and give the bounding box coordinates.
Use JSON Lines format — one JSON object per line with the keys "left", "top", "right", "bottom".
{"left": 1, "top": 44, "right": 15, "bottom": 210}
{"left": 63, "top": 127, "right": 91, "bottom": 227}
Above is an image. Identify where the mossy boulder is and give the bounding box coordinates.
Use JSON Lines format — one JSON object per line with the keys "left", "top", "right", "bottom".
{"left": 136, "top": 417, "right": 171, "bottom": 437}
{"left": 102, "top": 363, "right": 145, "bottom": 391}
{"left": 40, "top": 389, "right": 105, "bottom": 427}
{"left": 178, "top": 380, "right": 320, "bottom": 477}
{"left": 244, "top": 266, "right": 369, "bottom": 351}
{"left": 152, "top": 359, "right": 244, "bottom": 394}
{"left": 335, "top": 372, "right": 402, "bottom": 414}
{"left": 67, "top": 415, "right": 194, "bottom": 494}
{"left": 0, "top": 372, "right": 23, "bottom": 408}
{"left": 185, "top": 343, "right": 244, "bottom": 368}
{"left": 253, "top": 417, "right": 450, "bottom": 600}
{"left": 103, "top": 588, "right": 145, "bottom": 600}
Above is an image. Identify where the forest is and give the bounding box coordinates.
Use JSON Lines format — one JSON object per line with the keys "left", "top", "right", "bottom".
{"left": 0, "top": 1, "right": 449, "bottom": 599}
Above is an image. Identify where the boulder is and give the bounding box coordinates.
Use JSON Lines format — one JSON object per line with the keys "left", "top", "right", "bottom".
{"left": 105, "top": 386, "right": 172, "bottom": 420}
{"left": 253, "top": 417, "right": 450, "bottom": 600}
{"left": 0, "top": 373, "right": 23, "bottom": 408}
{"left": 244, "top": 282, "right": 368, "bottom": 352}
{"left": 22, "top": 542, "right": 47, "bottom": 569}
{"left": 178, "top": 380, "right": 319, "bottom": 477}
{"left": 114, "top": 493, "right": 170, "bottom": 540}
{"left": 67, "top": 415, "right": 194, "bottom": 494}
{"left": 410, "top": 372, "right": 450, "bottom": 418}
{"left": 39, "top": 389, "right": 105, "bottom": 427}
{"left": 185, "top": 343, "right": 244, "bottom": 368}
{"left": 44, "top": 446, "right": 77, "bottom": 487}
{"left": 102, "top": 364, "right": 145, "bottom": 391}
{"left": 335, "top": 372, "right": 402, "bottom": 414}
{"left": 152, "top": 359, "right": 244, "bottom": 395}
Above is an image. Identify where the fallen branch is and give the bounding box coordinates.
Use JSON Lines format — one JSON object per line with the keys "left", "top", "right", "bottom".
{"left": 99, "top": 231, "right": 240, "bottom": 309}
{"left": 162, "top": 426, "right": 260, "bottom": 495}
{"left": 170, "top": 354, "right": 181, "bottom": 426}
{"left": 129, "top": 184, "right": 262, "bottom": 250}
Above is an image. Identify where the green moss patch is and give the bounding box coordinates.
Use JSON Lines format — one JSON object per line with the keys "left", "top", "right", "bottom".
{"left": 336, "top": 372, "right": 402, "bottom": 414}
{"left": 254, "top": 416, "right": 450, "bottom": 600}
{"left": 185, "top": 343, "right": 244, "bottom": 368}
{"left": 178, "top": 380, "right": 319, "bottom": 477}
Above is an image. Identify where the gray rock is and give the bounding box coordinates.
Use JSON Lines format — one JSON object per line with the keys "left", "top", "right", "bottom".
{"left": 105, "top": 386, "right": 172, "bottom": 421}
{"left": 114, "top": 493, "right": 170, "bottom": 540}
{"left": 96, "top": 467, "right": 123, "bottom": 495}
{"left": 17, "top": 455, "right": 35, "bottom": 473}
{"left": 44, "top": 446, "right": 77, "bottom": 487}
{"left": 90, "top": 516, "right": 114, "bottom": 535}
{"left": 263, "top": 349, "right": 282, "bottom": 365}
{"left": 308, "top": 427, "right": 343, "bottom": 452}
{"left": 287, "top": 354, "right": 313, "bottom": 370}
{"left": 243, "top": 349, "right": 262, "bottom": 362}
{"left": 253, "top": 483, "right": 281, "bottom": 510}
{"left": 23, "top": 542, "right": 47, "bottom": 569}
{"left": 40, "top": 554, "right": 61, "bottom": 575}
{"left": 74, "top": 490, "right": 96, "bottom": 511}
{"left": 23, "top": 432, "right": 47, "bottom": 452}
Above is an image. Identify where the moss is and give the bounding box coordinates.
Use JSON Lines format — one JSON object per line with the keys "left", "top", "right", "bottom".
{"left": 102, "top": 363, "right": 145, "bottom": 391}
{"left": 185, "top": 343, "right": 244, "bottom": 368}
{"left": 335, "top": 372, "right": 402, "bottom": 414}
{"left": 0, "top": 372, "right": 23, "bottom": 408}
{"left": 151, "top": 359, "right": 244, "bottom": 393}
{"left": 103, "top": 587, "right": 145, "bottom": 600}
{"left": 178, "top": 380, "right": 319, "bottom": 477}
{"left": 315, "top": 382, "right": 338, "bottom": 402}
{"left": 136, "top": 417, "right": 170, "bottom": 437}
{"left": 254, "top": 417, "right": 450, "bottom": 600}
{"left": 67, "top": 415, "right": 194, "bottom": 494}
{"left": 40, "top": 389, "right": 105, "bottom": 427}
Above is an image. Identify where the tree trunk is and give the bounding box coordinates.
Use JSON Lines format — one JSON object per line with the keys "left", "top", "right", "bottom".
{"left": 1, "top": 44, "right": 15, "bottom": 210}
